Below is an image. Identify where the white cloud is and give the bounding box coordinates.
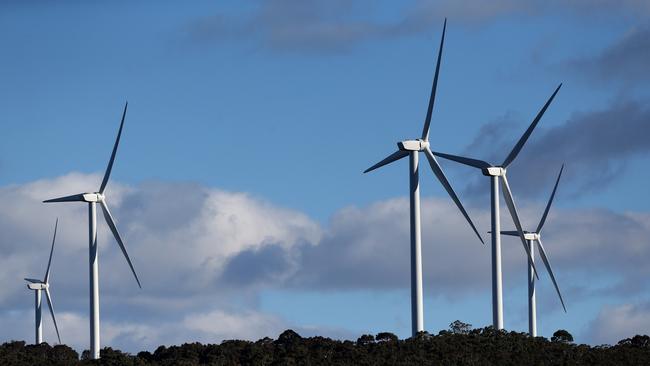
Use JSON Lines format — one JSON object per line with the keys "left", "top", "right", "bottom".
{"left": 585, "top": 302, "right": 650, "bottom": 345}
{"left": 2, "top": 173, "right": 650, "bottom": 351}
{"left": 0, "top": 173, "right": 321, "bottom": 352}
{"left": 183, "top": 309, "right": 287, "bottom": 342}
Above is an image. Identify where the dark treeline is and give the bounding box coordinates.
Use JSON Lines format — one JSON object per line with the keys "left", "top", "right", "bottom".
{"left": 2, "top": 326, "right": 650, "bottom": 365}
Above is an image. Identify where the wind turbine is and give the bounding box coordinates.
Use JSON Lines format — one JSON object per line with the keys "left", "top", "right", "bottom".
{"left": 25, "top": 218, "right": 61, "bottom": 345}
{"left": 43, "top": 102, "right": 141, "bottom": 359}
{"left": 431, "top": 83, "right": 562, "bottom": 330}
{"left": 500, "top": 164, "right": 567, "bottom": 336}
{"left": 364, "top": 19, "right": 484, "bottom": 337}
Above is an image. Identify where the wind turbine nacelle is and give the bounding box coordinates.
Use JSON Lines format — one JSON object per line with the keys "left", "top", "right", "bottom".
{"left": 82, "top": 193, "right": 103, "bottom": 202}
{"left": 27, "top": 283, "right": 47, "bottom": 290}
{"left": 397, "top": 140, "right": 428, "bottom": 151}
{"left": 482, "top": 167, "right": 505, "bottom": 176}
{"left": 525, "top": 233, "right": 540, "bottom": 241}
{"left": 502, "top": 231, "right": 539, "bottom": 240}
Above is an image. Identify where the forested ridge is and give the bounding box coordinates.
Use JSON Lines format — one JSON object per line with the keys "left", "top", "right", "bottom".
{"left": 2, "top": 325, "right": 649, "bottom": 365}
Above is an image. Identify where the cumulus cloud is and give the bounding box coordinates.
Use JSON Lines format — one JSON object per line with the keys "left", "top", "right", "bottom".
{"left": 291, "top": 197, "right": 490, "bottom": 294}
{"left": 289, "top": 194, "right": 650, "bottom": 304}
{"left": 2, "top": 173, "right": 650, "bottom": 351}
{"left": 585, "top": 302, "right": 650, "bottom": 345}
{"left": 0, "top": 306, "right": 290, "bottom": 352}
{"left": 183, "top": 309, "right": 287, "bottom": 342}
{"left": 0, "top": 173, "right": 321, "bottom": 352}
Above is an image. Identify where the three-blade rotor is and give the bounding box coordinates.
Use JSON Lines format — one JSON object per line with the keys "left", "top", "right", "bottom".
{"left": 429, "top": 84, "right": 563, "bottom": 277}
{"left": 501, "top": 164, "right": 567, "bottom": 312}
{"left": 43, "top": 102, "right": 141, "bottom": 289}
{"left": 364, "top": 19, "right": 483, "bottom": 245}
{"left": 25, "top": 219, "right": 61, "bottom": 343}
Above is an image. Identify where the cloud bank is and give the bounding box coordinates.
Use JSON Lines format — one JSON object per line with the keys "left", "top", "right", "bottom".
{"left": 568, "top": 25, "right": 650, "bottom": 85}
{"left": 185, "top": 0, "right": 650, "bottom": 54}
{"left": 451, "top": 97, "right": 650, "bottom": 199}
{"left": 1, "top": 173, "right": 649, "bottom": 351}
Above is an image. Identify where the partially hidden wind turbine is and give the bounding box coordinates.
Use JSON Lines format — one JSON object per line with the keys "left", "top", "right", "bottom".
{"left": 431, "top": 83, "right": 562, "bottom": 330}
{"left": 501, "top": 164, "right": 567, "bottom": 337}
{"left": 364, "top": 19, "right": 484, "bottom": 337}
{"left": 25, "top": 218, "right": 61, "bottom": 345}
{"left": 43, "top": 102, "right": 141, "bottom": 360}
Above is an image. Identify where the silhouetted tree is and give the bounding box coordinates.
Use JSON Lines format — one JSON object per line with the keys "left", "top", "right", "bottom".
{"left": 619, "top": 335, "right": 650, "bottom": 348}
{"left": 414, "top": 330, "right": 432, "bottom": 341}
{"left": 375, "top": 332, "right": 398, "bottom": 343}
{"left": 449, "top": 320, "right": 472, "bottom": 334}
{"left": 4, "top": 328, "right": 650, "bottom": 365}
{"left": 276, "top": 329, "right": 302, "bottom": 345}
{"left": 552, "top": 329, "right": 574, "bottom": 344}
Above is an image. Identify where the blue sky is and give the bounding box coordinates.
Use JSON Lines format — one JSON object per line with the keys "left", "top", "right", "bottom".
{"left": 1, "top": 0, "right": 650, "bottom": 352}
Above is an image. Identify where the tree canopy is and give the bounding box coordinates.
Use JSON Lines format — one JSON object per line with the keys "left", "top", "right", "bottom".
{"left": 1, "top": 326, "right": 649, "bottom": 365}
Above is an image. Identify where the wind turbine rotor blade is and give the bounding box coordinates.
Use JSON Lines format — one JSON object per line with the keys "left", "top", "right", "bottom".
{"left": 536, "top": 164, "right": 564, "bottom": 233}
{"left": 99, "top": 200, "right": 142, "bottom": 288}
{"left": 499, "top": 230, "right": 520, "bottom": 236}
{"left": 43, "top": 194, "right": 86, "bottom": 203}
{"left": 502, "top": 83, "right": 562, "bottom": 168}
{"left": 424, "top": 148, "right": 484, "bottom": 244}
{"left": 421, "top": 18, "right": 446, "bottom": 142}
{"left": 364, "top": 150, "right": 409, "bottom": 173}
{"left": 500, "top": 174, "right": 540, "bottom": 279}
{"left": 24, "top": 278, "right": 42, "bottom": 284}
{"left": 99, "top": 101, "right": 128, "bottom": 194}
{"left": 429, "top": 151, "right": 491, "bottom": 170}
{"left": 44, "top": 288, "right": 61, "bottom": 343}
{"left": 536, "top": 238, "right": 567, "bottom": 312}
{"left": 44, "top": 218, "right": 58, "bottom": 283}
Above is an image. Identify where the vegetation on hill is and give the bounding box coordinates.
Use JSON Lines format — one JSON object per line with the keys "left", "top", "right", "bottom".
{"left": 1, "top": 322, "right": 649, "bottom": 365}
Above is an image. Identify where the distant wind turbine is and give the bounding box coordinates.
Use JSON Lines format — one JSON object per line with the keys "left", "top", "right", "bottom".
{"left": 43, "top": 102, "right": 141, "bottom": 359}
{"left": 364, "top": 19, "right": 484, "bottom": 337}
{"left": 500, "top": 164, "right": 567, "bottom": 336}
{"left": 431, "top": 83, "right": 562, "bottom": 329}
{"left": 25, "top": 218, "right": 61, "bottom": 345}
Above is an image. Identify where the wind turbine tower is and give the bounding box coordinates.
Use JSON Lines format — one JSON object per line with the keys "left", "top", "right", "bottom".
{"left": 500, "top": 164, "right": 567, "bottom": 336}
{"left": 432, "top": 84, "right": 562, "bottom": 329}
{"left": 365, "top": 20, "right": 483, "bottom": 336}
{"left": 25, "top": 218, "right": 61, "bottom": 345}
{"left": 44, "top": 102, "right": 141, "bottom": 359}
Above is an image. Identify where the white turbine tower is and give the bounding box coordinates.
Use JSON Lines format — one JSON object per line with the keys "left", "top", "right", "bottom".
{"left": 431, "top": 83, "right": 562, "bottom": 329}
{"left": 43, "top": 102, "right": 141, "bottom": 359}
{"left": 25, "top": 219, "right": 61, "bottom": 345}
{"left": 500, "top": 164, "right": 567, "bottom": 336}
{"left": 364, "top": 19, "right": 484, "bottom": 337}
